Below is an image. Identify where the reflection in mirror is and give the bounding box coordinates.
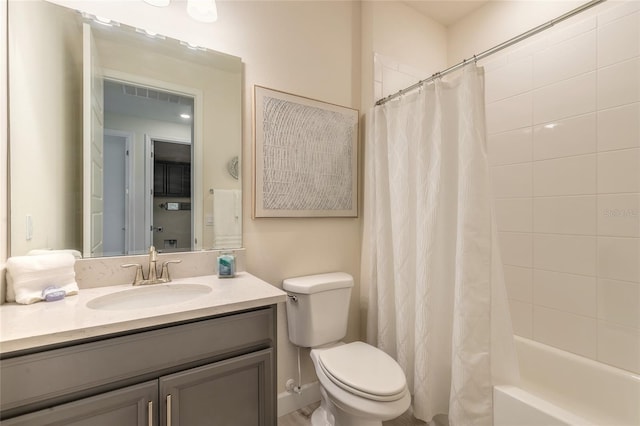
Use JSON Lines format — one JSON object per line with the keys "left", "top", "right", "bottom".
{"left": 8, "top": 0, "right": 243, "bottom": 258}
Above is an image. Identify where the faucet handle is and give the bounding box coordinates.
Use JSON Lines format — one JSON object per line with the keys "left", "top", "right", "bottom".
{"left": 122, "top": 263, "right": 144, "bottom": 285}
{"left": 160, "top": 259, "right": 182, "bottom": 281}
{"left": 149, "top": 245, "right": 157, "bottom": 261}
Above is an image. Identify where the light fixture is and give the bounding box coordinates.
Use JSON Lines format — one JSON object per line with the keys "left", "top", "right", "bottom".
{"left": 180, "top": 113, "right": 191, "bottom": 119}
{"left": 141, "top": 0, "right": 218, "bottom": 23}
{"left": 143, "top": 0, "right": 171, "bottom": 6}
{"left": 135, "top": 28, "right": 166, "bottom": 40}
{"left": 179, "top": 41, "right": 207, "bottom": 51}
{"left": 81, "top": 12, "right": 120, "bottom": 27}
{"left": 187, "top": 0, "right": 218, "bottom": 23}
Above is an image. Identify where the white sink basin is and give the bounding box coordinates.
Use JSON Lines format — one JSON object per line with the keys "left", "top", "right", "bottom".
{"left": 87, "top": 284, "right": 212, "bottom": 311}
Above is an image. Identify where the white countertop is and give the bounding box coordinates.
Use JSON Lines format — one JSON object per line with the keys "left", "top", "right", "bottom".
{"left": 0, "top": 272, "right": 286, "bottom": 354}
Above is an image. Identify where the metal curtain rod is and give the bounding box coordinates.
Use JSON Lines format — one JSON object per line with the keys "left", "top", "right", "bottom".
{"left": 375, "top": 0, "right": 607, "bottom": 106}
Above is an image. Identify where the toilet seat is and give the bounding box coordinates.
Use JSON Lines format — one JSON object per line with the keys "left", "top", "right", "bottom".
{"left": 317, "top": 342, "right": 407, "bottom": 402}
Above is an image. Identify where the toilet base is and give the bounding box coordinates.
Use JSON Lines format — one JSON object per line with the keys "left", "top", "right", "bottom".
{"left": 311, "top": 386, "right": 385, "bottom": 426}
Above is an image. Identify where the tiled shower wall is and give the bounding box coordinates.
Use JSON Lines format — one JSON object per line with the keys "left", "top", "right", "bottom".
{"left": 374, "top": 1, "right": 639, "bottom": 375}
{"left": 484, "top": 1, "right": 639, "bottom": 373}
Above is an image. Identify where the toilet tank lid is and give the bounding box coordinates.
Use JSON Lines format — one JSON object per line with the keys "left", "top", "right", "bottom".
{"left": 283, "top": 272, "right": 354, "bottom": 294}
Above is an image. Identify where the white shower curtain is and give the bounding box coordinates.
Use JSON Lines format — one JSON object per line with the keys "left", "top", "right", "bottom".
{"left": 361, "top": 64, "right": 519, "bottom": 425}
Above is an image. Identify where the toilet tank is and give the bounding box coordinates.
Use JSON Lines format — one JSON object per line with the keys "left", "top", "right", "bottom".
{"left": 283, "top": 272, "right": 354, "bottom": 348}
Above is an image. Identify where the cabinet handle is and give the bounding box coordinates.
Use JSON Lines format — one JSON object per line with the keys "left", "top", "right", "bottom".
{"left": 147, "top": 401, "right": 153, "bottom": 426}
{"left": 166, "top": 394, "right": 172, "bottom": 426}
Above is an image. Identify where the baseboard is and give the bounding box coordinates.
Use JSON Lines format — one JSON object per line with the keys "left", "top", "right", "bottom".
{"left": 277, "top": 381, "right": 321, "bottom": 417}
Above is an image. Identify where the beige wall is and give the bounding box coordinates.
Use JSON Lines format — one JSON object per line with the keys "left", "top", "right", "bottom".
{"left": 9, "top": 0, "right": 82, "bottom": 256}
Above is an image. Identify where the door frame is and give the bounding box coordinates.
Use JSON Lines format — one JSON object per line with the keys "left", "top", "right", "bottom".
{"left": 144, "top": 135, "right": 192, "bottom": 250}
{"left": 103, "top": 128, "right": 134, "bottom": 255}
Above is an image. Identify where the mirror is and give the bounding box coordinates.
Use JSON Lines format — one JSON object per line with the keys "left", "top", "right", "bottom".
{"left": 8, "top": 0, "right": 243, "bottom": 258}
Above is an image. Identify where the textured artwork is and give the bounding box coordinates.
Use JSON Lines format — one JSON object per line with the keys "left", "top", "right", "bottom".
{"left": 253, "top": 86, "right": 358, "bottom": 217}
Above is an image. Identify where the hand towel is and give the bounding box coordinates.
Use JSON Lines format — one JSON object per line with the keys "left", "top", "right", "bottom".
{"left": 6, "top": 253, "right": 79, "bottom": 305}
{"left": 213, "top": 189, "right": 242, "bottom": 248}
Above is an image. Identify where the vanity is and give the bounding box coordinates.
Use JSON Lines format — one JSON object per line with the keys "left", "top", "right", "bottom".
{"left": 0, "top": 272, "right": 286, "bottom": 425}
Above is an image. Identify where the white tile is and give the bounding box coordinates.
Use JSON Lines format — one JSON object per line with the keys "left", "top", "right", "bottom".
{"left": 598, "top": 57, "right": 640, "bottom": 110}
{"left": 508, "top": 37, "right": 548, "bottom": 62}
{"left": 534, "top": 306, "right": 597, "bottom": 358}
{"left": 503, "top": 265, "right": 533, "bottom": 303}
{"left": 533, "top": 196, "right": 597, "bottom": 235}
{"left": 381, "top": 67, "right": 420, "bottom": 99}
{"left": 509, "top": 299, "right": 533, "bottom": 338}
{"left": 495, "top": 198, "right": 532, "bottom": 233}
{"left": 533, "top": 72, "right": 596, "bottom": 124}
{"left": 598, "top": 103, "right": 640, "bottom": 152}
{"left": 534, "top": 269, "right": 597, "bottom": 317}
{"left": 499, "top": 232, "right": 532, "bottom": 268}
{"left": 598, "top": 194, "right": 640, "bottom": 237}
{"left": 598, "top": 278, "right": 640, "bottom": 328}
{"left": 487, "top": 128, "right": 532, "bottom": 166}
{"left": 486, "top": 56, "right": 533, "bottom": 103}
{"left": 486, "top": 93, "right": 532, "bottom": 134}
{"left": 534, "top": 234, "right": 597, "bottom": 276}
{"left": 598, "top": 148, "right": 640, "bottom": 194}
{"left": 533, "top": 113, "right": 597, "bottom": 160}
{"left": 481, "top": 54, "right": 508, "bottom": 73}
{"left": 547, "top": 16, "right": 596, "bottom": 46}
{"left": 374, "top": 81, "right": 382, "bottom": 102}
{"left": 598, "top": 237, "right": 640, "bottom": 283}
{"left": 598, "top": 12, "right": 640, "bottom": 67}
{"left": 598, "top": 0, "right": 640, "bottom": 26}
{"left": 373, "top": 54, "right": 384, "bottom": 83}
{"left": 533, "top": 154, "right": 597, "bottom": 197}
{"left": 492, "top": 163, "right": 532, "bottom": 198}
{"left": 597, "top": 321, "right": 640, "bottom": 373}
{"left": 534, "top": 30, "right": 596, "bottom": 88}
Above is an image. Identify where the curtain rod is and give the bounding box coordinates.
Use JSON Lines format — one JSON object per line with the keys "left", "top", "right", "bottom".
{"left": 375, "top": 0, "right": 607, "bottom": 106}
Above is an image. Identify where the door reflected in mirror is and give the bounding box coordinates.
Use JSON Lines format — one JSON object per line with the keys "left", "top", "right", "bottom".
{"left": 8, "top": 0, "right": 243, "bottom": 258}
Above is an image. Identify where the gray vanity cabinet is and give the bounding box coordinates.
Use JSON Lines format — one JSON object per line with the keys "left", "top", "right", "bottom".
{"left": 160, "top": 349, "right": 273, "bottom": 425}
{"left": 0, "top": 306, "right": 276, "bottom": 426}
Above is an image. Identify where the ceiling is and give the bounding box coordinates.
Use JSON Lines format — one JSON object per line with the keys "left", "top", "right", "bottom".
{"left": 403, "top": 0, "right": 489, "bottom": 26}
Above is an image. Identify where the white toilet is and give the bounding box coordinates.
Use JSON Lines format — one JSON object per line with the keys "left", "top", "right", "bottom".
{"left": 283, "top": 272, "right": 410, "bottom": 426}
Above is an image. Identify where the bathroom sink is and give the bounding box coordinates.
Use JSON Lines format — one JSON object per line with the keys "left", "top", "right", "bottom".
{"left": 87, "top": 284, "right": 212, "bottom": 311}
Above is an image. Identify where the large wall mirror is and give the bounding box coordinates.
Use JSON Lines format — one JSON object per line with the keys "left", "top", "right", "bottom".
{"left": 8, "top": 0, "right": 243, "bottom": 258}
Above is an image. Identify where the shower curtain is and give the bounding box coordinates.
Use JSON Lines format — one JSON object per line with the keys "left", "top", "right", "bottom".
{"left": 361, "top": 64, "right": 519, "bottom": 425}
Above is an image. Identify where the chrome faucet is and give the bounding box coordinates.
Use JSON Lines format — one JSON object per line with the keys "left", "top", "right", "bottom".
{"left": 122, "top": 246, "right": 182, "bottom": 285}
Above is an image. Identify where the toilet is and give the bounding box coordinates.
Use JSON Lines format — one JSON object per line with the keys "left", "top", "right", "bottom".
{"left": 283, "top": 272, "right": 410, "bottom": 426}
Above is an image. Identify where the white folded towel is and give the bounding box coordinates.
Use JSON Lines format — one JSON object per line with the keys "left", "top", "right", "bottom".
{"left": 27, "top": 249, "right": 83, "bottom": 259}
{"left": 6, "top": 253, "right": 79, "bottom": 305}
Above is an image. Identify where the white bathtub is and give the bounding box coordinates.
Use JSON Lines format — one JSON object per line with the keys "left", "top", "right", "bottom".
{"left": 494, "top": 336, "right": 640, "bottom": 426}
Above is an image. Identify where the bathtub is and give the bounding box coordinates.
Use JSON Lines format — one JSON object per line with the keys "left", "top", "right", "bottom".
{"left": 494, "top": 336, "right": 640, "bottom": 426}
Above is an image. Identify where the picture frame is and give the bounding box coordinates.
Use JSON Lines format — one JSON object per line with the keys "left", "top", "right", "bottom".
{"left": 253, "top": 86, "right": 359, "bottom": 218}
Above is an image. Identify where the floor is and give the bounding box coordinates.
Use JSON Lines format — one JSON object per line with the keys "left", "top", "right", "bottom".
{"left": 278, "top": 402, "right": 448, "bottom": 426}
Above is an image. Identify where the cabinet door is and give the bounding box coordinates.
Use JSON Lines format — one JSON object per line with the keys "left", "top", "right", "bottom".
{"left": 1, "top": 381, "right": 157, "bottom": 426}
{"left": 160, "top": 349, "right": 274, "bottom": 426}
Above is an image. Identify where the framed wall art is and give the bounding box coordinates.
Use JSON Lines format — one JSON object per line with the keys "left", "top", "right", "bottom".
{"left": 253, "top": 86, "right": 358, "bottom": 218}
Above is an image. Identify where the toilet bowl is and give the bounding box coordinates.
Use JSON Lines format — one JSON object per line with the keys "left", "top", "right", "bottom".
{"left": 283, "top": 272, "right": 411, "bottom": 426}
{"left": 310, "top": 342, "right": 411, "bottom": 426}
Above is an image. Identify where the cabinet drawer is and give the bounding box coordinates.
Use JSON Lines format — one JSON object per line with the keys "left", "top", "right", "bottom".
{"left": 0, "top": 307, "right": 274, "bottom": 416}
